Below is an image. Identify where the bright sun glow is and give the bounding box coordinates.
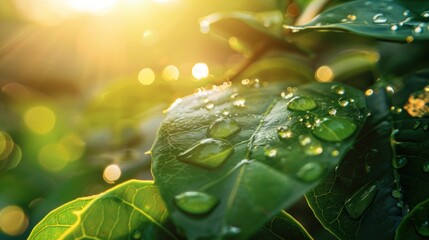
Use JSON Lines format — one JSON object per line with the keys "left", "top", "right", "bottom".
{"left": 66, "top": 0, "right": 118, "bottom": 15}
{"left": 192, "top": 63, "right": 209, "bottom": 80}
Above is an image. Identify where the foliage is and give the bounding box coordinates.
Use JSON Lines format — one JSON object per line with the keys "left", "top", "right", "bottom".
{"left": 1, "top": 0, "right": 428, "bottom": 239}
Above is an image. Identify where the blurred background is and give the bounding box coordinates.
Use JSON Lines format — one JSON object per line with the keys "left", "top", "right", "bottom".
{"left": 0, "top": 0, "right": 300, "bottom": 239}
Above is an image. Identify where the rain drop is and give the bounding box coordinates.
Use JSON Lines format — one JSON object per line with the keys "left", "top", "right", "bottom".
{"left": 365, "top": 89, "right": 374, "bottom": 96}
{"left": 312, "top": 116, "right": 357, "bottom": 142}
{"left": 264, "top": 147, "right": 278, "bottom": 158}
{"left": 331, "top": 85, "right": 345, "bottom": 95}
{"left": 177, "top": 138, "right": 233, "bottom": 169}
{"left": 331, "top": 150, "right": 340, "bottom": 157}
{"left": 392, "top": 157, "right": 408, "bottom": 169}
{"left": 338, "top": 98, "right": 349, "bottom": 107}
{"left": 403, "top": 10, "right": 410, "bottom": 17}
{"left": 390, "top": 24, "right": 398, "bottom": 31}
{"left": 298, "top": 135, "right": 323, "bottom": 156}
{"left": 296, "top": 162, "right": 325, "bottom": 182}
{"left": 287, "top": 96, "right": 318, "bottom": 111}
{"left": 233, "top": 97, "right": 246, "bottom": 107}
{"left": 328, "top": 107, "right": 337, "bottom": 116}
{"left": 414, "top": 26, "right": 423, "bottom": 34}
{"left": 281, "top": 92, "right": 294, "bottom": 99}
{"left": 277, "top": 126, "right": 293, "bottom": 139}
{"left": 372, "top": 13, "right": 387, "bottom": 24}
{"left": 205, "top": 102, "right": 214, "bottom": 110}
{"left": 221, "top": 109, "right": 230, "bottom": 116}
{"left": 345, "top": 184, "right": 378, "bottom": 219}
{"left": 208, "top": 118, "right": 240, "bottom": 139}
{"left": 174, "top": 191, "right": 219, "bottom": 215}
{"left": 422, "top": 11, "right": 429, "bottom": 18}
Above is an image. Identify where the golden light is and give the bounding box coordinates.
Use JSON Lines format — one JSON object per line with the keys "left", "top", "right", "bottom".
{"left": 0, "top": 205, "right": 29, "bottom": 236}
{"left": 103, "top": 164, "right": 122, "bottom": 184}
{"left": 162, "top": 65, "right": 180, "bottom": 81}
{"left": 24, "top": 106, "right": 56, "bottom": 135}
{"left": 199, "top": 20, "right": 210, "bottom": 34}
{"left": 60, "top": 134, "right": 86, "bottom": 161}
{"left": 38, "top": 144, "right": 69, "bottom": 171}
{"left": 65, "top": 0, "right": 118, "bottom": 15}
{"left": 192, "top": 63, "right": 209, "bottom": 80}
{"left": 315, "top": 65, "right": 334, "bottom": 82}
{"left": 0, "top": 132, "right": 14, "bottom": 161}
{"left": 138, "top": 68, "right": 156, "bottom": 85}
{"left": 142, "top": 30, "right": 159, "bottom": 47}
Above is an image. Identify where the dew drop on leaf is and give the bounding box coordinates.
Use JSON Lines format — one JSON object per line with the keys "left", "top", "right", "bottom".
{"left": 422, "top": 10, "right": 429, "bottom": 18}
{"left": 208, "top": 118, "right": 240, "bottom": 139}
{"left": 414, "top": 26, "right": 423, "bottom": 34}
{"left": 331, "top": 150, "right": 339, "bottom": 157}
{"left": 233, "top": 97, "right": 246, "bottom": 107}
{"left": 390, "top": 24, "right": 398, "bottom": 31}
{"left": 403, "top": 10, "right": 410, "bottom": 17}
{"left": 338, "top": 98, "right": 349, "bottom": 107}
{"left": 177, "top": 138, "right": 233, "bottom": 169}
{"left": 205, "top": 102, "right": 214, "bottom": 110}
{"left": 296, "top": 162, "right": 325, "bottom": 182}
{"left": 174, "top": 191, "right": 219, "bottom": 215}
{"left": 264, "top": 147, "right": 278, "bottom": 158}
{"left": 277, "top": 126, "right": 293, "bottom": 139}
{"left": 372, "top": 13, "right": 387, "bottom": 23}
{"left": 287, "top": 96, "right": 318, "bottom": 111}
{"left": 328, "top": 107, "right": 337, "bottom": 116}
{"left": 392, "top": 157, "right": 408, "bottom": 169}
{"left": 414, "top": 219, "right": 429, "bottom": 237}
{"left": 298, "top": 135, "right": 323, "bottom": 155}
{"left": 311, "top": 116, "right": 357, "bottom": 142}
{"left": 345, "top": 184, "right": 378, "bottom": 219}
{"left": 221, "top": 109, "right": 230, "bottom": 116}
{"left": 331, "top": 85, "right": 345, "bottom": 95}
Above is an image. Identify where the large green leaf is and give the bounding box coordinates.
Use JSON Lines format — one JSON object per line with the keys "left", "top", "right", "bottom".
{"left": 250, "top": 211, "right": 314, "bottom": 240}
{"left": 395, "top": 198, "right": 429, "bottom": 240}
{"left": 28, "top": 180, "right": 177, "bottom": 240}
{"left": 151, "top": 81, "right": 367, "bottom": 239}
{"left": 306, "top": 70, "right": 429, "bottom": 240}
{"left": 286, "top": 0, "right": 429, "bottom": 42}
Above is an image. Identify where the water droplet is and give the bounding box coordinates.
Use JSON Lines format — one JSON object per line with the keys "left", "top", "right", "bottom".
{"left": 174, "top": 191, "right": 218, "bottom": 215}
{"left": 222, "top": 226, "right": 241, "bottom": 237}
{"left": 233, "top": 97, "right": 246, "bottom": 107}
{"left": 281, "top": 92, "right": 294, "bottom": 99}
{"left": 345, "top": 184, "right": 378, "bottom": 219}
{"left": 414, "top": 26, "right": 423, "bottom": 34}
{"left": 221, "top": 109, "right": 230, "bottom": 116}
{"left": 390, "top": 106, "right": 403, "bottom": 114}
{"left": 205, "top": 102, "right": 214, "bottom": 110}
{"left": 365, "top": 89, "right": 374, "bottom": 96}
{"left": 298, "top": 135, "right": 323, "bottom": 155}
{"left": 177, "top": 138, "right": 233, "bottom": 169}
{"left": 296, "top": 162, "right": 325, "bottom": 182}
{"left": 208, "top": 118, "right": 240, "bottom": 139}
{"left": 392, "top": 157, "right": 408, "bottom": 169}
{"left": 423, "top": 162, "right": 429, "bottom": 173}
{"left": 264, "top": 147, "right": 278, "bottom": 158}
{"left": 373, "top": 13, "right": 387, "bottom": 23}
{"left": 347, "top": 14, "right": 357, "bottom": 21}
{"left": 406, "top": 36, "right": 414, "bottom": 43}
{"left": 338, "top": 98, "right": 349, "bottom": 107}
{"left": 312, "top": 116, "right": 357, "bottom": 142}
{"left": 403, "top": 10, "right": 410, "bottom": 17}
{"left": 287, "top": 96, "right": 318, "bottom": 111}
{"left": 391, "top": 189, "right": 402, "bottom": 199}
{"left": 132, "top": 230, "right": 142, "bottom": 239}
{"left": 331, "top": 150, "right": 339, "bottom": 157}
{"left": 415, "top": 220, "right": 429, "bottom": 237}
{"left": 331, "top": 85, "right": 345, "bottom": 95}
{"left": 277, "top": 126, "right": 293, "bottom": 139}
{"left": 328, "top": 107, "right": 337, "bottom": 116}
{"left": 390, "top": 24, "right": 398, "bottom": 31}
{"left": 422, "top": 11, "right": 429, "bottom": 18}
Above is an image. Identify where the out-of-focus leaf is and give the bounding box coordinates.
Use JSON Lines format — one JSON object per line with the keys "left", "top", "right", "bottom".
{"left": 306, "top": 69, "right": 429, "bottom": 240}
{"left": 286, "top": 0, "right": 429, "bottom": 42}
{"left": 29, "top": 180, "right": 177, "bottom": 240}
{"left": 152, "top": 81, "right": 367, "bottom": 239}
{"left": 250, "top": 211, "right": 314, "bottom": 240}
{"left": 395, "top": 198, "right": 429, "bottom": 240}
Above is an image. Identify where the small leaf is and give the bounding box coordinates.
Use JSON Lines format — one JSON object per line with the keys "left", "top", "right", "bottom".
{"left": 287, "top": 0, "right": 429, "bottom": 42}
{"left": 152, "top": 81, "right": 367, "bottom": 239}
{"left": 28, "top": 180, "right": 177, "bottom": 240}
{"left": 395, "top": 198, "right": 429, "bottom": 240}
{"left": 250, "top": 211, "right": 314, "bottom": 240}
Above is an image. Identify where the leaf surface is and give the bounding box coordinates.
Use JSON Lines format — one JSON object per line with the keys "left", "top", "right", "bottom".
{"left": 287, "top": 0, "right": 429, "bottom": 42}
{"left": 28, "top": 180, "right": 177, "bottom": 240}
{"left": 306, "top": 70, "right": 429, "bottom": 240}
{"left": 152, "top": 81, "right": 367, "bottom": 239}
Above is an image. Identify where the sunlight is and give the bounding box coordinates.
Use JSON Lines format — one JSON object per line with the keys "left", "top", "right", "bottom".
{"left": 192, "top": 63, "right": 209, "bottom": 80}
{"left": 65, "top": 0, "right": 118, "bottom": 15}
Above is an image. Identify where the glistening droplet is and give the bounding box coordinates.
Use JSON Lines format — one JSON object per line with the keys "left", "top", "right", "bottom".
{"left": 177, "top": 138, "right": 233, "bottom": 169}
{"left": 174, "top": 191, "right": 218, "bottom": 215}
{"left": 373, "top": 13, "right": 387, "bottom": 23}
{"left": 328, "top": 107, "right": 337, "bottom": 116}
{"left": 287, "top": 96, "right": 318, "bottom": 111}
{"left": 338, "top": 98, "right": 349, "bottom": 107}
{"left": 345, "top": 184, "right": 378, "bottom": 219}
{"left": 277, "top": 126, "right": 293, "bottom": 139}
{"left": 208, "top": 118, "right": 240, "bottom": 139}
{"left": 331, "top": 85, "right": 345, "bottom": 95}
{"left": 415, "top": 219, "right": 429, "bottom": 237}
{"left": 311, "top": 116, "right": 357, "bottom": 142}
{"left": 264, "top": 147, "right": 278, "bottom": 158}
{"left": 298, "top": 135, "right": 323, "bottom": 155}
{"left": 296, "top": 162, "right": 325, "bottom": 182}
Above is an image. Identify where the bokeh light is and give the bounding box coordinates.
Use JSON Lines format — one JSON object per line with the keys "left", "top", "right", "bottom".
{"left": 315, "top": 65, "right": 334, "bottom": 82}
{"left": 0, "top": 132, "right": 14, "bottom": 160}
{"left": 60, "top": 134, "right": 86, "bottom": 161}
{"left": 24, "top": 106, "right": 56, "bottom": 135}
{"left": 138, "top": 68, "right": 156, "bottom": 85}
{"left": 38, "top": 144, "right": 69, "bottom": 171}
{"left": 162, "top": 65, "right": 180, "bottom": 81}
{"left": 103, "top": 164, "right": 122, "bottom": 184}
{"left": 142, "top": 29, "right": 159, "bottom": 47}
{"left": 192, "top": 63, "right": 209, "bottom": 80}
{"left": 65, "top": 0, "right": 118, "bottom": 15}
{"left": 0, "top": 205, "right": 29, "bottom": 236}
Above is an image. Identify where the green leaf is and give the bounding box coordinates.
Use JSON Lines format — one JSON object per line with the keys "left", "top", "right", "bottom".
{"left": 29, "top": 180, "right": 177, "bottom": 240}
{"left": 151, "top": 81, "right": 367, "bottom": 239}
{"left": 250, "top": 211, "right": 314, "bottom": 240}
{"left": 395, "top": 198, "right": 429, "bottom": 240}
{"left": 306, "top": 70, "right": 429, "bottom": 240}
{"left": 286, "top": 0, "right": 429, "bottom": 42}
